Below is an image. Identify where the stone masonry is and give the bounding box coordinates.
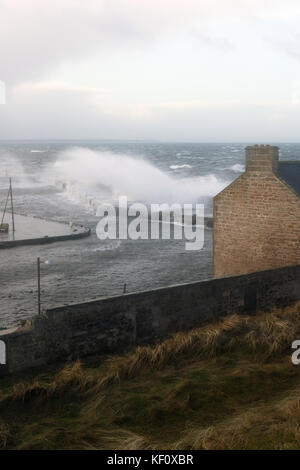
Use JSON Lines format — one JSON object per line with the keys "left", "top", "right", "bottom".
{"left": 213, "top": 145, "right": 300, "bottom": 277}
{"left": 0, "top": 264, "right": 299, "bottom": 376}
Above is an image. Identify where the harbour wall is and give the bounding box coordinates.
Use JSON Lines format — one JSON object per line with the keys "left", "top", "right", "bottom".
{"left": 0, "top": 227, "right": 91, "bottom": 249}
{"left": 0, "top": 264, "right": 299, "bottom": 376}
{"left": 0, "top": 213, "right": 91, "bottom": 249}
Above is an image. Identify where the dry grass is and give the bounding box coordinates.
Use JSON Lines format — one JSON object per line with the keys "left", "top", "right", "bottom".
{"left": 0, "top": 301, "right": 299, "bottom": 450}
{"left": 14, "top": 421, "right": 150, "bottom": 451}
{"left": 0, "top": 361, "right": 97, "bottom": 404}
{"left": 174, "top": 386, "right": 300, "bottom": 450}
{"left": 75, "top": 429, "right": 151, "bottom": 451}
{"left": 0, "top": 421, "right": 10, "bottom": 449}
{"left": 91, "top": 302, "right": 300, "bottom": 391}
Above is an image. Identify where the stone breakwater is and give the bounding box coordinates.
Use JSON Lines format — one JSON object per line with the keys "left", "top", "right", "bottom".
{"left": 0, "top": 212, "right": 90, "bottom": 248}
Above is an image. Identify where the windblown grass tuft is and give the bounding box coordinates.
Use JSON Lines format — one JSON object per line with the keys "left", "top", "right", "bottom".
{"left": 0, "top": 302, "right": 299, "bottom": 450}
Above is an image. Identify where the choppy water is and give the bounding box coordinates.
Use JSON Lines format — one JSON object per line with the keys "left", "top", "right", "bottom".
{"left": 0, "top": 141, "right": 299, "bottom": 328}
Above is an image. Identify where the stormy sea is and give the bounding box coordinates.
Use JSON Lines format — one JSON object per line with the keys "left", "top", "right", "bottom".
{"left": 0, "top": 141, "right": 299, "bottom": 328}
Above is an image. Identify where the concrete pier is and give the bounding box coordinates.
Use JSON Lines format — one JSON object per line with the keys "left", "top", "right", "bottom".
{"left": 0, "top": 212, "right": 90, "bottom": 248}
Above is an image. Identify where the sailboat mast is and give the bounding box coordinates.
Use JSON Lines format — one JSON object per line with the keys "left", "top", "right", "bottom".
{"left": 9, "top": 178, "right": 15, "bottom": 232}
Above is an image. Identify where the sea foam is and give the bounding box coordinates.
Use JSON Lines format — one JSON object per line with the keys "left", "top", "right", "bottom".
{"left": 54, "top": 147, "right": 228, "bottom": 209}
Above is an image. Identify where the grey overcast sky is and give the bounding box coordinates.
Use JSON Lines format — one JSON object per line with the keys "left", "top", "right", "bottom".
{"left": 1, "top": 0, "right": 300, "bottom": 141}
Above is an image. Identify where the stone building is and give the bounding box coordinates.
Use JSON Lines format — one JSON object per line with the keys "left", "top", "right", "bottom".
{"left": 213, "top": 145, "right": 300, "bottom": 277}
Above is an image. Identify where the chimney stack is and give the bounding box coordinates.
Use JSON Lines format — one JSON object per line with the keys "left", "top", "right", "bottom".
{"left": 245, "top": 144, "right": 279, "bottom": 173}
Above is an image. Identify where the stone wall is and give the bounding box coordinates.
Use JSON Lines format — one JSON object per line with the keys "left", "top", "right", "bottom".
{"left": 213, "top": 145, "right": 300, "bottom": 277}
{"left": 0, "top": 224, "right": 91, "bottom": 249}
{"left": 0, "top": 264, "right": 299, "bottom": 376}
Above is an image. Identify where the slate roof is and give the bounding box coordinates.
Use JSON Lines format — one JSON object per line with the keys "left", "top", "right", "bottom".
{"left": 278, "top": 161, "right": 300, "bottom": 197}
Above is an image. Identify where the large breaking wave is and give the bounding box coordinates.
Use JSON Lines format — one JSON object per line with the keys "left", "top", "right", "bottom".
{"left": 54, "top": 147, "right": 228, "bottom": 209}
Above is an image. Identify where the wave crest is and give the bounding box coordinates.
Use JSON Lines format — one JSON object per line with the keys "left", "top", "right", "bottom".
{"left": 54, "top": 147, "right": 228, "bottom": 207}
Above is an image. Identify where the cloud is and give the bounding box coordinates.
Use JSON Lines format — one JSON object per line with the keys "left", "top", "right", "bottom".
{"left": 2, "top": 78, "right": 299, "bottom": 141}
{"left": 269, "top": 34, "right": 300, "bottom": 61}
{"left": 0, "top": 0, "right": 155, "bottom": 86}
{"left": 13, "top": 81, "right": 109, "bottom": 95}
{"left": 2, "top": 0, "right": 299, "bottom": 87}
{"left": 1, "top": 0, "right": 300, "bottom": 140}
{"left": 190, "top": 30, "right": 233, "bottom": 50}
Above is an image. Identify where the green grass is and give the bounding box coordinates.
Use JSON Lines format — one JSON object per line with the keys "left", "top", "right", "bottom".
{"left": 0, "top": 302, "right": 300, "bottom": 450}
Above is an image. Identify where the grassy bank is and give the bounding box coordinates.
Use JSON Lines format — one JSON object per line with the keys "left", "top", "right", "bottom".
{"left": 0, "top": 302, "right": 300, "bottom": 450}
